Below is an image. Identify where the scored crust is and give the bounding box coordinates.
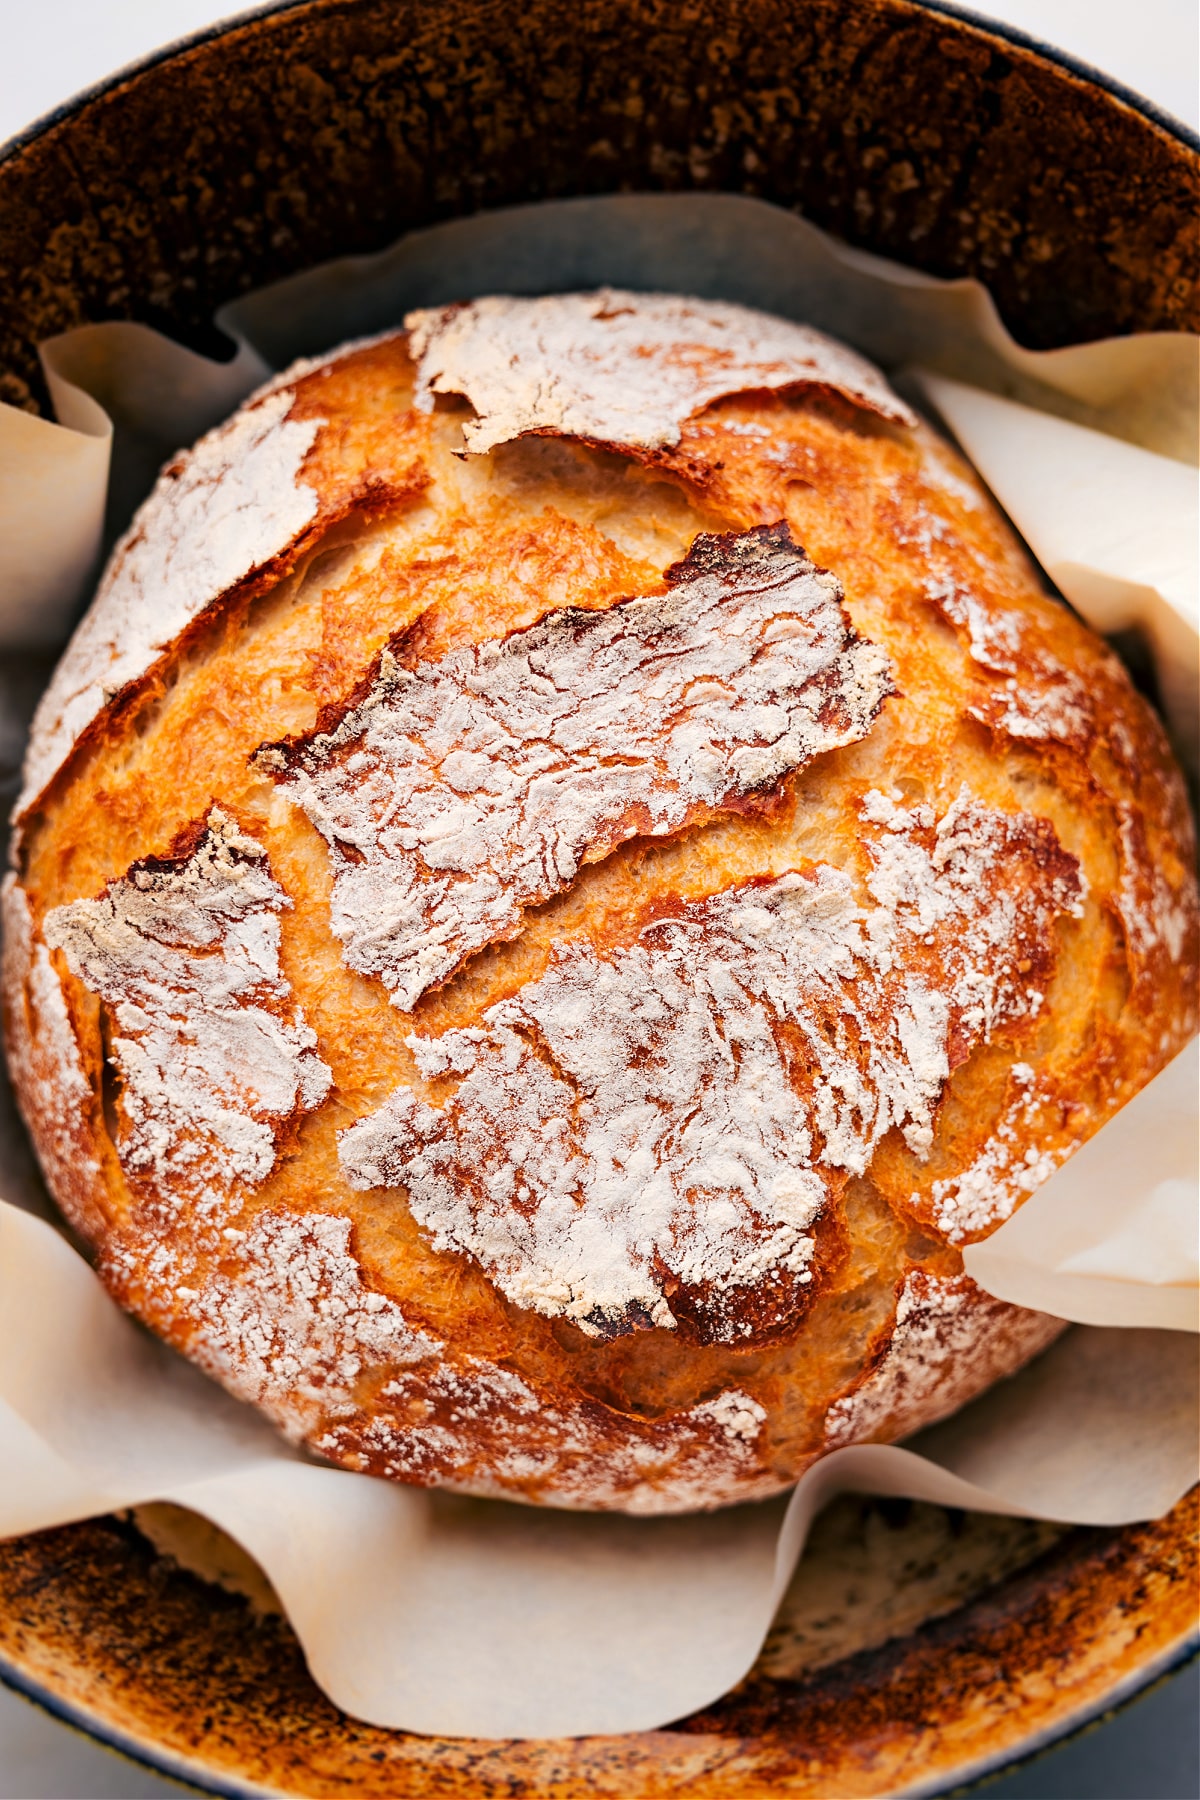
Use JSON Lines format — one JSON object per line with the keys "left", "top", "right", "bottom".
{"left": 5, "top": 293, "right": 1197, "bottom": 1512}
{"left": 261, "top": 523, "right": 892, "bottom": 1009}
{"left": 338, "top": 802, "right": 1081, "bottom": 1347}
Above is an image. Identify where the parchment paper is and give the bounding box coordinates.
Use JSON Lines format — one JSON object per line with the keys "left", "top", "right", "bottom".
{"left": 963, "top": 1040, "right": 1199, "bottom": 1331}
{"left": 0, "top": 193, "right": 1196, "bottom": 1739}
{"left": 1, "top": 1198, "right": 1195, "bottom": 1738}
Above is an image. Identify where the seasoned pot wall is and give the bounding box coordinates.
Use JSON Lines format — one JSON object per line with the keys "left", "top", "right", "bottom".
{"left": 1, "top": 0, "right": 1198, "bottom": 416}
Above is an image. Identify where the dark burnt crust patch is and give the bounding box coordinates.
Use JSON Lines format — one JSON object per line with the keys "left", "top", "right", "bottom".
{"left": 258, "top": 522, "right": 894, "bottom": 1013}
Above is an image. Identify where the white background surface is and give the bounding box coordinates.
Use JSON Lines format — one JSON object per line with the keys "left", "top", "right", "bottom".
{"left": 0, "top": 2, "right": 1197, "bottom": 1796}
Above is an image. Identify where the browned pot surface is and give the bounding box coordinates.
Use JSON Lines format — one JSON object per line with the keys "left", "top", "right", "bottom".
{"left": 0, "top": 2, "right": 1196, "bottom": 1794}
{"left": 1, "top": 0, "right": 1198, "bottom": 421}
{"left": 0, "top": 1490, "right": 1195, "bottom": 1798}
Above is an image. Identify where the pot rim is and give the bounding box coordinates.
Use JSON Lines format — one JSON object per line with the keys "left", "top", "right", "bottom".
{"left": 1, "top": 1623, "right": 1197, "bottom": 1800}
{"left": 0, "top": 0, "right": 1197, "bottom": 171}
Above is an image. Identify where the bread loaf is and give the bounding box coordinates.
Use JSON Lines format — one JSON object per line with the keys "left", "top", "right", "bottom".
{"left": 5, "top": 292, "right": 1196, "bottom": 1511}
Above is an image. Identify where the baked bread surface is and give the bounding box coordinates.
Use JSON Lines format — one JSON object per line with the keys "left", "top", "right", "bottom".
{"left": 5, "top": 292, "right": 1196, "bottom": 1512}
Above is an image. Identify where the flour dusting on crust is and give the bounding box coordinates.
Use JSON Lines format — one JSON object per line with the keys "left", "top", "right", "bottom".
{"left": 1115, "top": 802, "right": 1193, "bottom": 973}
{"left": 921, "top": 564, "right": 1093, "bottom": 748}
{"left": 44, "top": 812, "right": 332, "bottom": 1219}
{"left": 322, "top": 1358, "right": 775, "bottom": 1513}
{"left": 924, "top": 1063, "right": 1075, "bottom": 1241}
{"left": 105, "top": 1202, "right": 776, "bottom": 1508}
{"left": 406, "top": 289, "right": 916, "bottom": 457}
{"left": 18, "top": 389, "right": 321, "bottom": 819}
{"left": 822, "top": 1271, "right": 1064, "bottom": 1449}
{"left": 340, "top": 792, "right": 1081, "bottom": 1344}
{"left": 184, "top": 1211, "right": 437, "bottom": 1435}
{"left": 267, "top": 525, "right": 892, "bottom": 1010}
{"left": 0, "top": 877, "right": 102, "bottom": 1205}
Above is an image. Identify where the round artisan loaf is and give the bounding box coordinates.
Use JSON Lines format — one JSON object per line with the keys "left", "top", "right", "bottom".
{"left": 5, "top": 292, "right": 1197, "bottom": 1513}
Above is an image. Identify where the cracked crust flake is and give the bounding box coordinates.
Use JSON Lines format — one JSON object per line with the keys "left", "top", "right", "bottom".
{"left": 406, "top": 288, "right": 916, "bottom": 459}
{"left": 265, "top": 524, "right": 892, "bottom": 1011}
{"left": 339, "top": 791, "right": 1082, "bottom": 1347}
{"left": 43, "top": 812, "right": 332, "bottom": 1222}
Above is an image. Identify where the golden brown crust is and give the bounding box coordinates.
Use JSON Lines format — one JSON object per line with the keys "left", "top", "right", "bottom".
{"left": 0, "top": 876, "right": 106, "bottom": 1244}
{"left": 6, "top": 299, "right": 1197, "bottom": 1512}
{"left": 15, "top": 337, "right": 432, "bottom": 827}
{"left": 260, "top": 522, "right": 894, "bottom": 1012}
{"left": 821, "top": 1270, "right": 1067, "bottom": 1451}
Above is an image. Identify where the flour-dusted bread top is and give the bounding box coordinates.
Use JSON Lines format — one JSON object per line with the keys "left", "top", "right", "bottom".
{"left": 16, "top": 293, "right": 911, "bottom": 828}
{"left": 405, "top": 289, "right": 916, "bottom": 456}
{"left": 262, "top": 524, "right": 892, "bottom": 1009}
{"left": 6, "top": 294, "right": 1197, "bottom": 1513}
{"left": 16, "top": 349, "right": 430, "bottom": 823}
{"left": 43, "top": 811, "right": 333, "bottom": 1217}
{"left": 340, "top": 801, "right": 1081, "bottom": 1345}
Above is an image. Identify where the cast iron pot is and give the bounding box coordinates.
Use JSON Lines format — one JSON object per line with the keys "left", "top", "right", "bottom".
{"left": 0, "top": 2, "right": 1196, "bottom": 1794}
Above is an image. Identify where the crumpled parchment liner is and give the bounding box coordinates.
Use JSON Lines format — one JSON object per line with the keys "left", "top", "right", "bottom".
{"left": 2, "top": 1198, "right": 1195, "bottom": 1738}
{"left": 964, "top": 1039, "right": 1198, "bottom": 1330}
{"left": 0, "top": 192, "right": 1196, "bottom": 1740}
